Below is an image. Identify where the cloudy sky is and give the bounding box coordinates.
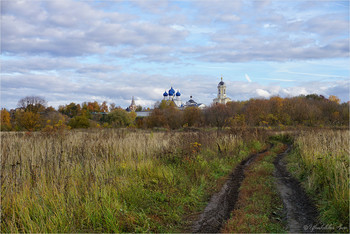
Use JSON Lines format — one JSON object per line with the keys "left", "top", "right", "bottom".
{"left": 1, "top": 0, "right": 349, "bottom": 109}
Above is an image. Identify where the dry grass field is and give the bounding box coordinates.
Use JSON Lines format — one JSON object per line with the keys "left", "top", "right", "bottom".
{"left": 287, "top": 129, "right": 349, "bottom": 228}
{"left": 1, "top": 128, "right": 348, "bottom": 232}
{"left": 1, "top": 129, "right": 264, "bottom": 232}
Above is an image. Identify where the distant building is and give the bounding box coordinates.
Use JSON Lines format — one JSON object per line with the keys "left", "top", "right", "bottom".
{"left": 163, "top": 87, "right": 183, "bottom": 108}
{"left": 184, "top": 96, "right": 206, "bottom": 109}
{"left": 130, "top": 78, "right": 230, "bottom": 112}
{"left": 126, "top": 96, "right": 137, "bottom": 112}
{"left": 213, "top": 77, "right": 231, "bottom": 104}
{"left": 161, "top": 87, "right": 206, "bottom": 109}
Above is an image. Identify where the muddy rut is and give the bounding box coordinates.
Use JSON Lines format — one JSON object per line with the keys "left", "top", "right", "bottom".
{"left": 192, "top": 147, "right": 270, "bottom": 233}
{"left": 192, "top": 144, "right": 319, "bottom": 233}
{"left": 274, "top": 145, "right": 319, "bottom": 233}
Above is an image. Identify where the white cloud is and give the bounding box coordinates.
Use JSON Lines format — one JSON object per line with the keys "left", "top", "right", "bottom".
{"left": 1, "top": 0, "right": 349, "bottom": 109}
{"left": 279, "top": 70, "right": 347, "bottom": 78}
{"left": 263, "top": 78, "right": 295, "bottom": 82}
{"left": 256, "top": 89, "right": 271, "bottom": 98}
{"left": 217, "top": 14, "right": 241, "bottom": 22}
{"left": 245, "top": 74, "right": 252, "bottom": 82}
{"left": 263, "top": 23, "right": 276, "bottom": 28}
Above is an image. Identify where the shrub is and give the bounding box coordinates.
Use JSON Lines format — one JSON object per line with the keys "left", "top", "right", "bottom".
{"left": 68, "top": 115, "right": 90, "bottom": 128}
{"left": 105, "top": 109, "right": 134, "bottom": 127}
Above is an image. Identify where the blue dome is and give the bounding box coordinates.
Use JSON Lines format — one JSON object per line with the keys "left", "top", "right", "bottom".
{"left": 163, "top": 91, "right": 168, "bottom": 96}
{"left": 168, "top": 87, "right": 175, "bottom": 96}
{"left": 176, "top": 90, "right": 181, "bottom": 96}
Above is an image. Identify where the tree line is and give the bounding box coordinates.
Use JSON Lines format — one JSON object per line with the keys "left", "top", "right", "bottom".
{"left": 145, "top": 94, "right": 348, "bottom": 129}
{"left": 1, "top": 94, "right": 348, "bottom": 132}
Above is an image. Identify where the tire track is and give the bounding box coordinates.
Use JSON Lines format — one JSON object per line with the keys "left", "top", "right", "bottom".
{"left": 192, "top": 147, "right": 271, "bottom": 233}
{"left": 274, "top": 145, "right": 319, "bottom": 233}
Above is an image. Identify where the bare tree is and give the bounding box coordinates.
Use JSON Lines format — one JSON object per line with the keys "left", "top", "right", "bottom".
{"left": 204, "top": 103, "right": 231, "bottom": 129}
{"left": 17, "top": 96, "right": 47, "bottom": 113}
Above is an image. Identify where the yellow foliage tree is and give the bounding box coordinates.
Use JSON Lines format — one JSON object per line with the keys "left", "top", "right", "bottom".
{"left": 129, "top": 111, "right": 137, "bottom": 123}
{"left": 16, "top": 111, "right": 41, "bottom": 131}
{"left": 0, "top": 109, "right": 12, "bottom": 130}
{"left": 329, "top": 95, "right": 340, "bottom": 104}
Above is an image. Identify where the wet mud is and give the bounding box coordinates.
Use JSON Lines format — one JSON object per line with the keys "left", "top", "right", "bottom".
{"left": 192, "top": 144, "right": 320, "bottom": 233}
{"left": 192, "top": 148, "right": 270, "bottom": 233}
{"left": 274, "top": 145, "right": 319, "bottom": 233}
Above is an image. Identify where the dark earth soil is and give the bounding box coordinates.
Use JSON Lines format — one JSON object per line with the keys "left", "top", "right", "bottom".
{"left": 191, "top": 144, "right": 320, "bottom": 233}
{"left": 274, "top": 145, "right": 319, "bottom": 233}
{"left": 192, "top": 147, "right": 270, "bottom": 233}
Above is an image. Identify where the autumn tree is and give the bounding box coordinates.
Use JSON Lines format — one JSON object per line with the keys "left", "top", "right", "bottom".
{"left": 285, "top": 97, "right": 308, "bottom": 125}
{"left": 100, "top": 101, "right": 109, "bottom": 113}
{"left": 204, "top": 103, "right": 231, "bottom": 129}
{"left": 163, "top": 106, "right": 182, "bottom": 129}
{"left": 340, "top": 103, "right": 350, "bottom": 126}
{"left": 82, "top": 101, "right": 100, "bottom": 112}
{"left": 68, "top": 115, "right": 90, "bottom": 128}
{"left": 146, "top": 108, "right": 166, "bottom": 128}
{"left": 105, "top": 109, "right": 134, "bottom": 127}
{"left": 0, "top": 109, "right": 12, "bottom": 131}
{"left": 226, "top": 101, "right": 244, "bottom": 116}
{"left": 58, "top": 102, "right": 82, "bottom": 118}
{"left": 328, "top": 95, "right": 340, "bottom": 104}
{"left": 243, "top": 99, "right": 270, "bottom": 126}
{"left": 330, "top": 111, "right": 341, "bottom": 125}
{"left": 109, "top": 103, "right": 117, "bottom": 112}
{"left": 17, "top": 96, "right": 47, "bottom": 113}
{"left": 305, "top": 94, "right": 326, "bottom": 102}
{"left": 15, "top": 111, "right": 41, "bottom": 131}
{"left": 183, "top": 106, "right": 201, "bottom": 127}
{"left": 317, "top": 97, "right": 339, "bottom": 125}
{"left": 42, "top": 110, "right": 67, "bottom": 127}
{"left": 269, "top": 97, "right": 283, "bottom": 118}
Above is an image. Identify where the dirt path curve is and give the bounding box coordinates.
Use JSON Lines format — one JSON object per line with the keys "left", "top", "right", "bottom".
{"left": 192, "top": 147, "right": 270, "bottom": 233}
{"left": 274, "top": 145, "right": 319, "bottom": 233}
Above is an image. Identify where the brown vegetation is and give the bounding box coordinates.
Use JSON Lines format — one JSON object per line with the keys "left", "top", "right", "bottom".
{"left": 1, "top": 94, "right": 348, "bottom": 132}
{"left": 287, "top": 129, "right": 349, "bottom": 229}
{"left": 0, "top": 129, "right": 265, "bottom": 232}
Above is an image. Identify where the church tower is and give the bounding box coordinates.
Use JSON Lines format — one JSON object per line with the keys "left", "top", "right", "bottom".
{"left": 128, "top": 96, "right": 137, "bottom": 111}
{"left": 217, "top": 77, "right": 226, "bottom": 100}
{"left": 213, "top": 77, "right": 231, "bottom": 104}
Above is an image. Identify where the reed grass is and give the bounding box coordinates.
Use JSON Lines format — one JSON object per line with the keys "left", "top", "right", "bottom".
{"left": 1, "top": 129, "right": 264, "bottom": 232}
{"left": 287, "top": 129, "right": 349, "bottom": 229}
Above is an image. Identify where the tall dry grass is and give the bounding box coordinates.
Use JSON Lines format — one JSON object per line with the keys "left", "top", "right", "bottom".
{"left": 1, "top": 129, "right": 261, "bottom": 232}
{"left": 289, "top": 129, "right": 349, "bottom": 228}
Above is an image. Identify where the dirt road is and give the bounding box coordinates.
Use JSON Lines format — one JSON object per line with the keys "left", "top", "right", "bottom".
{"left": 192, "top": 148, "right": 270, "bottom": 233}
{"left": 192, "top": 144, "right": 319, "bottom": 233}
{"left": 274, "top": 145, "right": 319, "bottom": 233}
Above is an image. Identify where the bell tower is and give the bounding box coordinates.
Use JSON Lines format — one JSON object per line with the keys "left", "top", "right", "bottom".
{"left": 217, "top": 77, "right": 226, "bottom": 99}
{"left": 213, "top": 76, "right": 231, "bottom": 104}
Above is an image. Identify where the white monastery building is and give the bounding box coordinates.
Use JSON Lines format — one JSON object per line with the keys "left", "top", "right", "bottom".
{"left": 163, "top": 87, "right": 183, "bottom": 107}
{"left": 128, "top": 76, "right": 231, "bottom": 114}
{"left": 162, "top": 87, "right": 206, "bottom": 109}
{"left": 213, "top": 77, "right": 231, "bottom": 104}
